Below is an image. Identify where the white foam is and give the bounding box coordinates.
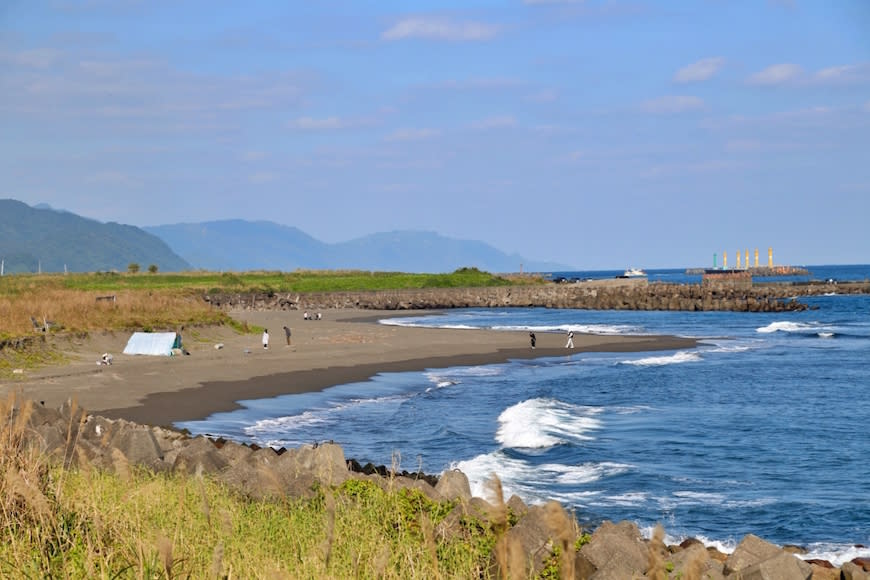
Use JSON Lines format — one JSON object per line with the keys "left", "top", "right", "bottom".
{"left": 802, "top": 543, "right": 870, "bottom": 568}
{"left": 756, "top": 321, "right": 815, "bottom": 333}
{"left": 451, "top": 452, "right": 628, "bottom": 505}
{"left": 244, "top": 393, "right": 409, "bottom": 443}
{"left": 621, "top": 351, "right": 701, "bottom": 366}
{"left": 652, "top": 534, "right": 870, "bottom": 568}
{"left": 701, "top": 339, "right": 763, "bottom": 353}
{"left": 817, "top": 332, "right": 834, "bottom": 338}
{"left": 451, "top": 452, "right": 530, "bottom": 500}
{"left": 640, "top": 528, "right": 738, "bottom": 555}
{"left": 542, "top": 461, "right": 631, "bottom": 485}
{"left": 496, "top": 398, "right": 602, "bottom": 449}
{"left": 424, "top": 372, "right": 460, "bottom": 389}
{"left": 493, "top": 323, "right": 644, "bottom": 336}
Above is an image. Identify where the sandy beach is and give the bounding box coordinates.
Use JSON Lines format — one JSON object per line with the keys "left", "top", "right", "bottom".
{"left": 2, "top": 309, "right": 696, "bottom": 426}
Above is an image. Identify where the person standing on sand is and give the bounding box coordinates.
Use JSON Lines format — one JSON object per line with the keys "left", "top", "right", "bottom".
{"left": 283, "top": 325, "right": 292, "bottom": 346}
{"left": 529, "top": 332, "right": 536, "bottom": 349}
{"left": 565, "top": 330, "right": 574, "bottom": 349}
{"left": 263, "top": 329, "right": 270, "bottom": 349}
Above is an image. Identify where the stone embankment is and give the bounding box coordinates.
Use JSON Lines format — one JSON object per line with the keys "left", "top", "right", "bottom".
{"left": 17, "top": 398, "right": 868, "bottom": 579}
{"left": 205, "top": 280, "right": 869, "bottom": 313}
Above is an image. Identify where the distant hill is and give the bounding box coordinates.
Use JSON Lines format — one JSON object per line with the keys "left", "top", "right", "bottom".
{"left": 0, "top": 199, "right": 190, "bottom": 274}
{"left": 144, "top": 220, "right": 327, "bottom": 272}
{"left": 146, "top": 220, "right": 567, "bottom": 273}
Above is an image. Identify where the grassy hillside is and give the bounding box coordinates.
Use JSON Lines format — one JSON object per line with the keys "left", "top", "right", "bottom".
{"left": 0, "top": 199, "right": 190, "bottom": 274}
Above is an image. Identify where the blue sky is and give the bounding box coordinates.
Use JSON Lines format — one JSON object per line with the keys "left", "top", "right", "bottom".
{"left": 1, "top": 0, "right": 868, "bottom": 269}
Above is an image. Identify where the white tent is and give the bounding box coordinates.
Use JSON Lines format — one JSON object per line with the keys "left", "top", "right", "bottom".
{"left": 122, "top": 332, "right": 182, "bottom": 356}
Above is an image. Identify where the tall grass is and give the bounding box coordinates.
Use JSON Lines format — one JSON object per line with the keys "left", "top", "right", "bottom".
{"left": 0, "top": 392, "right": 588, "bottom": 578}
{"left": 0, "top": 287, "right": 229, "bottom": 338}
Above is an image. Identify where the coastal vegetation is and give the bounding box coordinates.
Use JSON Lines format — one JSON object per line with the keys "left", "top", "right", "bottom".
{"left": 0, "top": 396, "right": 568, "bottom": 578}
{"left": 0, "top": 268, "right": 533, "bottom": 339}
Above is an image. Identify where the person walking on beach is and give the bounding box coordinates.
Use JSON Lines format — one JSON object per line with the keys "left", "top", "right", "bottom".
{"left": 565, "top": 330, "right": 574, "bottom": 349}
{"left": 283, "top": 325, "right": 292, "bottom": 346}
{"left": 262, "top": 329, "right": 270, "bottom": 349}
{"left": 529, "top": 332, "right": 536, "bottom": 349}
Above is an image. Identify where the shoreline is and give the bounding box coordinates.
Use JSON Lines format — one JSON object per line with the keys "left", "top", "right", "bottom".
{"left": 99, "top": 335, "right": 694, "bottom": 426}
{"left": 3, "top": 308, "right": 696, "bottom": 427}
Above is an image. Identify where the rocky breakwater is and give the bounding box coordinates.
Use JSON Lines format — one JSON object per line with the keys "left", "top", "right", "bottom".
{"left": 206, "top": 279, "right": 814, "bottom": 313}
{"left": 12, "top": 397, "right": 868, "bottom": 578}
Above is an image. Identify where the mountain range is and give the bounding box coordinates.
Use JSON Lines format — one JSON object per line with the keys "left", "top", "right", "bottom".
{"left": 0, "top": 200, "right": 567, "bottom": 274}
{"left": 0, "top": 199, "right": 189, "bottom": 274}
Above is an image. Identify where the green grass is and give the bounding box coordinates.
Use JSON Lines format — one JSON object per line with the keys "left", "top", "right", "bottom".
{"left": 49, "top": 267, "right": 528, "bottom": 294}
{"left": 0, "top": 453, "right": 502, "bottom": 578}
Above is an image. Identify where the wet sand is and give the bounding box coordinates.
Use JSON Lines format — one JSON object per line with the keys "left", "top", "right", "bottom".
{"left": 2, "top": 309, "right": 696, "bottom": 426}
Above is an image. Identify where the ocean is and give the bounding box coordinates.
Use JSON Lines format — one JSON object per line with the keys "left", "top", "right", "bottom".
{"left": 178, "top": 264, "right": 870, "bottom": 566}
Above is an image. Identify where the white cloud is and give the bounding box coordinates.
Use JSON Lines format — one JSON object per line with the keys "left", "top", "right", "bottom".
{"left": 673, "top": 57, "right": 725, "bottom": 83}
{"left": 746, "top": 62, "right": 869, "bottom": 87}
{"left": 747, "top": 63, "right": 804, "bottom": 86}
{"left": 384, "top": 128, "right": 441, "bottom": 141}
{"left": 640, "top": 95, "right": 704, "bottom": 114}
{"left": 814, "top": 63, "right": 870, "bottom": 84}
{"left": 382, "top": 17, "right": 499, "bottom": 41}
{"left": 470, "top": 115, "right": 517, "bottom": 129}
{"left": 287, "top": 116, "right": 347, "bottom": 130}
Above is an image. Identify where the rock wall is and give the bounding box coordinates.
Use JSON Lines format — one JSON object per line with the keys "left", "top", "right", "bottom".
{"left": 202, "top": 280, "right": 851, "bottom": 313}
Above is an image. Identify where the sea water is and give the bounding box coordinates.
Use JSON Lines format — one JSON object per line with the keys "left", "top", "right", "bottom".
{"left": 178, "top": 264, "right": 870, "bottom": 566}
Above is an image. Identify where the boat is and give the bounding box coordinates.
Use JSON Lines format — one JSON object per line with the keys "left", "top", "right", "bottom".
{"left": 623, "top": 267, "right": 647, "bottom": 278}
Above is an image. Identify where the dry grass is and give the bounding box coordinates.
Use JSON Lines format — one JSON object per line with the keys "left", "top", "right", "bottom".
{"left": 1, "top": 288, "right": 227, "bottom": 338}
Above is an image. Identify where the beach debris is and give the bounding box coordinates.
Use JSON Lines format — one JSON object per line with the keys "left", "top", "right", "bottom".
{"left": 214, "top": 343, "right": 224, "bottom": 350}
{"left": 12, "top": 368, "right": 24, "bottom": 374}
{"left": 97, "top": 353, "right": 113, "bottom": 366}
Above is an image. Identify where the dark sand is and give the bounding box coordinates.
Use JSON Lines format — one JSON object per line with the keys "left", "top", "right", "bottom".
{"left": 2, "top": 309, "right": 696, "bottom": 426}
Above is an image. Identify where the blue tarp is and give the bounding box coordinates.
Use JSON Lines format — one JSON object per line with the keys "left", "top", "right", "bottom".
{"left": 122, "top": 332, "right": 182, "bottom": 356}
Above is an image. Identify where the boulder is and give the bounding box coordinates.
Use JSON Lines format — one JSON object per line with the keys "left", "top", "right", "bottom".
{"left": 731, "top": 551, "right": 811, "bottom": 580}
{"left": 79, "top": 415, "right": 120, "bottom": 446}
{"left": 495, "top": 502, "right": 563, "bottom": 578}
{"left": 218, "top": 452, "right": 283, "bottom": 500}
{"left": 388, "top": 475, "right": 444, "bottom": 502}
{"left": 578, "top": 520, "right": 648, "bottom": 578}
{"left": 668, "top": 541, "right": 724, "bottom": 580}
{"left": 282, "top": 442, "right": 348, "bottom": 486}
{"left": 506, "top": 494, "right": 528, "bottom": 520}
{"left": 173, "top": 436, "right": 229, "bottom": 476}
{"left": 25, "top": 400, "right": 63, "bottom": 427}
{"left": 435, "top": 469, "right": 472, "bottom": 504}
{"left": 724, "top": 534, "right": 783, "bottom": 576}
{"left": 842, "top": 560, "right": 870, "bottom": 580}
{"left": 216, "top": 440, "right": 254, "bottom": 465}
{"left": 109, "top": 423, "right": 164, "bottom": 471}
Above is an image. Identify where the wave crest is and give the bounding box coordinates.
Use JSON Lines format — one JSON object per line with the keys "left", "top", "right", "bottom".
{"left": 496, "top": 398, "right": 602, "bottom": 449}
{"left": 621, "top": 351, "right": 702, "bottom": 367}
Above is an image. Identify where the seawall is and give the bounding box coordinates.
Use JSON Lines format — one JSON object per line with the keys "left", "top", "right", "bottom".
{"left": 203, "top": 279, "right": 870, "bottom": 313}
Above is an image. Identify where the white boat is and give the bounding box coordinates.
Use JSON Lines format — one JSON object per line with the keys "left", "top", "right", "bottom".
{"left": 623, "top": 267, "right": 647, "bottom": 278}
